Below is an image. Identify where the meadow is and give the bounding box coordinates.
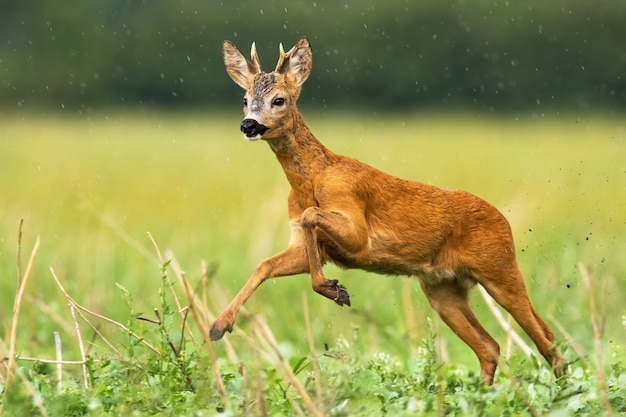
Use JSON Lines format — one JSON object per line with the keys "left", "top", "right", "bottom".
{"left": 1, "top": 111, "right": 625, "bottom": 415}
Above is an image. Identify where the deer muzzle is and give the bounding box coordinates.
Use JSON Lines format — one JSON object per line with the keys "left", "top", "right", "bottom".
{"left": 240, "top": 118, "right": 269, "bottom": 140}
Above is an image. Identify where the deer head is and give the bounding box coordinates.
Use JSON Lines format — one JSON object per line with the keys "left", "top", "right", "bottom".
{"left": 222, "top": 37, "right": 313, "bottom": 140}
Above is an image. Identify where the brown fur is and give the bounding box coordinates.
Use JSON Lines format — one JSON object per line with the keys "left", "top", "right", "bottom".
{"left": 212, "top": 37, "right": 566, "bottom": 384}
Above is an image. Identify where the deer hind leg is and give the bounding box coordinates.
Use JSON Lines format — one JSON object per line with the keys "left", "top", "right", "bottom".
{"left": 299, "top": 206, "right": 369, "bottom": 307}
{"left": 478, "top": 265, "right": 567, "bottom": 378}
{"left": 419, "top": 278, "right": 501, "bottom": 385}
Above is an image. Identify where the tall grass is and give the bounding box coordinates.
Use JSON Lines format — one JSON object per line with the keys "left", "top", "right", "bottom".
{"left": 1, "top": 111, "right": 625, "bottom": 414}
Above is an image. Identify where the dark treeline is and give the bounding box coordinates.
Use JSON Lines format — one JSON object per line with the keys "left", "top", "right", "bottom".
{"left": 1, "top": 0, "right": 624, "bottom": 112}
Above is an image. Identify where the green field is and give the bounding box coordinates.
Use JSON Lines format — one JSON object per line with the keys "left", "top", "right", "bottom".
{"left": 1, "top": 111, "right": 625, "bottom": 415}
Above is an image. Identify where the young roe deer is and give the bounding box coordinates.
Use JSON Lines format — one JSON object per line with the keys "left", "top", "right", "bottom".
{"left": 211, "top": 36, "right": 566, "bottom": 385}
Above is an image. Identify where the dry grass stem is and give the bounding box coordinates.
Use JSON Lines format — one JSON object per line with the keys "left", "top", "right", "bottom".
{"left": 178, "top": 307, "right": 190, "bottom": 354}
{"left": 6, "top": 231, "right": 40, "bottom": 387}
{"left": 147, "top": 234, "right": 187, "bottom": 321}
{"left": 200, "top": 260, "right": 210, "bottom": 316}
{"left": 504, "top": 314, "right": 514, "bottom": 360}
{"left": 578, "top": 262, "right": 613, "bottom": 417}
{"left": 16, "top": 357, "right": 97, "bottom": 365}
{"left": 147, "top": 235, "right": 186, "bottom": 326}
{"left": 252, "top": 345, "right": 268, "bottom": 417}
{"left": 93, "top": 207, "right": 156, "bottom": 262}
{"left": 163, "top": 246, "right": 242, "bottom": 363}
{"left": 285, "top": 396, "right": 308, "bottom": 417}
{"left": 548, "top": 314, "right": 590, "bottom": 369}
{"left": 362, "top": 303, "right": 379, "bottom": 353}
{"left": 478, "top": 286, "right": 538, "bottom": 363}
{"left": 401, "top": 279, "right": 419, "bottom": 355}
{"left": 253, "top": 316, "right": 324, "bottom": 417}
{"left": 433, "top": 316, "right": 444, "bottom": 417}
{"left": 70, "top": 304, "right": 90, "bottom": 388}
{"left": 6, "top": 366, "right": 50, "bottom": 417}
{"left": 179, "top": 269, "right": 232, "bottom": 411}
{"left": 16, "top": 219, "right": 23, "bottom": 285}
{"left": 54, "top": 331, "right": 62, "bottom": 392}
{"left": 250, "top": 322, "right": 307, "bottom": 417}
{"left": 69, "top": 304, "right": 123, "bottom": 358}
{"left": 50, "top": 267, "right": 159, "bottom": 355}
{"left": 161, "top": 248, "right": 204, "bottom": 348}
{"left": 175, "top": 256, "right": 239, "bottom": 363}
{"left": 29, "top": 294, "right": 74, "bottom": 335}
{"left": 2, "top": 336, "right": 47, "bottom": 416}
{"left": 302, "top": 292, "right": 323, "bottom": 407}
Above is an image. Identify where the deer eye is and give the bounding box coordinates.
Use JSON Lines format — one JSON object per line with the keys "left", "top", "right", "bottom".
{"left": 272, "top": 97, "right": 285, "bottom": 106}
{"left": 242, "top": 97, "right": 248, "bottom": 106}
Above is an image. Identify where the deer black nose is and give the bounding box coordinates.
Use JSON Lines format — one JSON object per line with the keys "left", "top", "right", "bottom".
{"left": 240, "top": 119, "right": 269, "bottom": 138}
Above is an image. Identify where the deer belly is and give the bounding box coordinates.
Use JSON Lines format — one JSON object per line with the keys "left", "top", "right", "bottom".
{"left": 363, "top": 231, "right": 473, "bottom": 283}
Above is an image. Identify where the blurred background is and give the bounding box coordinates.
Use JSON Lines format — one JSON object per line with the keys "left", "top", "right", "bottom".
{"left": 1, "top": 0, "right": 625, "bottom": 113}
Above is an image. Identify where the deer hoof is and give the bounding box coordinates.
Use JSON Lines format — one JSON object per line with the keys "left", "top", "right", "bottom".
{"left": 209, "top": 320, "right": 233, "bottom": 341}
{"left": 329, "top": 279, "right": 351, "bottom": 307}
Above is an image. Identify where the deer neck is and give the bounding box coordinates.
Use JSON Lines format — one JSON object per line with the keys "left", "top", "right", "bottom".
{"left": 267, "top": 111, "right": 332, "bottom": 200}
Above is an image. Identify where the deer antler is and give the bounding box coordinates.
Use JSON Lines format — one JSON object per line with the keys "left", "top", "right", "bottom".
{"left": 274, "top": 42, "right": 296, "bottom": 73}
{"left": 250, "top": 42, "right": 262, "bottom": 73}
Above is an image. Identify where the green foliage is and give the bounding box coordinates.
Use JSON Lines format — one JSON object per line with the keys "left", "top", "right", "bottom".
{"left": 319, "top": 339, "right": 626, "bottom": 416}
{"left": 4, "top": 337, "right": 624, "bottom": 416}
{"left": 1, "top": 269, "right": 210, "bottom": 416}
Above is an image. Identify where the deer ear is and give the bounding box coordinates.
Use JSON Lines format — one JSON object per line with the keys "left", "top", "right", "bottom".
{"left": 286, "top": 37, "right": 313, "bottom": 88}
{"left": 223, "top": 40, "right": 258, "bottom": 90}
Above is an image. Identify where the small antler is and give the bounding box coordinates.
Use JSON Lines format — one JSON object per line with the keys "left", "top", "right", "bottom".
{"left": 274, "top": 42, "right": 296, "bottom": 73}
{"left": 250, "top": 42, "right": 262, "bottom": 73}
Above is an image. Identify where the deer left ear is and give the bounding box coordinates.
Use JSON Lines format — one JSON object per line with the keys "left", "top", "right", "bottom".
{"left": 286, "top": 37, "right": 313, "bottom": 88}
{"left": 223, "top": 40, "right": 260, "bottom": 90}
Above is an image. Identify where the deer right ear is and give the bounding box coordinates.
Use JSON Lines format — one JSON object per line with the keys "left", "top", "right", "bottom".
{"left": 223, "top": 40, "right": 259, "bottom": 90}
{"left": 286, "top": 37, "right": 313, "bottom": 88}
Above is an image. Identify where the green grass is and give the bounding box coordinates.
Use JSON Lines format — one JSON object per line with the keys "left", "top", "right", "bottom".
{"left": 1, "top": 111, "right": 625, "bottom": 415}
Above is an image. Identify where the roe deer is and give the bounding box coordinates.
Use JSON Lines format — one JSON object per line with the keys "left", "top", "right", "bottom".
{"left": 211, "top": 36, "right": 566, "bottom": 385}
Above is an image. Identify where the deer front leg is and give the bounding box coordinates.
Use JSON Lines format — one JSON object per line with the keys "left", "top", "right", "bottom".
{"left": 209, "top": 244, "right": 308, "bottom": 341}
{"left": 300, "top": 207, "right": 369, "bottom": 307}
